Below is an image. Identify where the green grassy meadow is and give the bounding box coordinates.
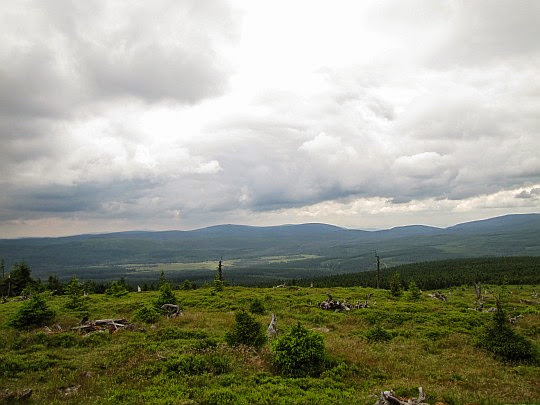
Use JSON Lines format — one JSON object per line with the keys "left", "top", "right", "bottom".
{"left": 1, "top": 284, "right": 538, "bottom": 404}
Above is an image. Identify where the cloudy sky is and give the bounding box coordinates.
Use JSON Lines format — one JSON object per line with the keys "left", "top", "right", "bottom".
{"left": 1, "top": 0, "right": 539, "bottom": 237}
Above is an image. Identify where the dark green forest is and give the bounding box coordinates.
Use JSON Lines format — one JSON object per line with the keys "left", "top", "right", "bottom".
{"left": 299, "top": 256, "right": 540, "bottom": 290}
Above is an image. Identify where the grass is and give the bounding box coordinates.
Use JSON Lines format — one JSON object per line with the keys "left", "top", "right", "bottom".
{"left": 0, "top": 284, "right": 538, "bottom": 404}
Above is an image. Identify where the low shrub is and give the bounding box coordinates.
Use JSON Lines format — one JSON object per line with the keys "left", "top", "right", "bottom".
{"left": 203, "top": 387, "right": 239, "bottom": 405}
{"left": 46, "top": 332, "right": 80, "bottom": 348}
{"left": 164, "top": 353, "right": 231, "bottom": 375}
{"left": 81, "top": 331, "right": 111, "bottom": 347}
{"left": 135, "top": 306, "right": 161, "bottom": 324}
{"left": 365, "top": 325, "right": 393, "bottom": 342}
{"left": 154, "top": 327, "right": 208, "bottom": 341}
{"left": 271, "top": 322, "right": 326, "bottom": 377}
{"left": 0, "top": 354, "right": 26, "bottom": 377}
{"left": 192, "top": 337, "right": 218, "bottom": 351}
{"left": 249, "top": 298, "right": 266, "bottom": 315}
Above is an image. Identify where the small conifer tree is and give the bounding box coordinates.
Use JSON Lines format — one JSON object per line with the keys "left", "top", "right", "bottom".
{"left": 105, "top": 281, "right": 128, "bottom": 297}
{"left": 225, "top": 311, "right": 266, "bottom": 350}
{"left": 389, "top": 271, "right": 402, "bottom": 297}
{"left": 408, "top": 280, "right": 422, "bottom": 300}
{"left": 10, "top": 294, "right": 55, "bottom": 329}
{"left": 154, "top": 282, "right": 178, "bottom": 310}
{"left": 65, "top": 277, "right": 88, "bottom": 310}
{"left": 476, "top": 296, "right": 536, "bottom": 362}
{"left": 272, "top": 322, "right": 326, "bottom": 377}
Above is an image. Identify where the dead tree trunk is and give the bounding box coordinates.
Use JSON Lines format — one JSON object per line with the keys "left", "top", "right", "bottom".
{"left": 267, "top": 313, "right": 277, "bottom": 338}
{"left": 474, "top": 282, "right": 484, "bottom": 311}
{"left": 375, "top": 387, "right": 426, "bottom": 405}
{"left": 161, "top": 304, "right": 182, "bottom": 318}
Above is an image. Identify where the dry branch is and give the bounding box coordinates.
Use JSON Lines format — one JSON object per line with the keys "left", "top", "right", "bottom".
{"left": 72, "top": 318, "right": 131, "bottom": 333}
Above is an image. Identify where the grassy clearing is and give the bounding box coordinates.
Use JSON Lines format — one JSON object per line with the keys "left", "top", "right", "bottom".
{"left": 1, "top": 284, "right": 538, "bottom": 404}
{"left": 122, "top": 255, "right": 322, "bottom": 273}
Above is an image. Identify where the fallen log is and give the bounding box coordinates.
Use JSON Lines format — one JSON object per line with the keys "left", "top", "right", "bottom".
{"left": 375, "top": 387, "right": 426, "bottom": 405}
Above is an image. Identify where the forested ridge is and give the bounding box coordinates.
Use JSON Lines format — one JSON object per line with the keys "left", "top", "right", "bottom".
{"left": 300, "top": 257, "right": 540, "bottom": 290}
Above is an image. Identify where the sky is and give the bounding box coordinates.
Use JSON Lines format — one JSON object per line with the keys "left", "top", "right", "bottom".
{"left": 1, "top": 0, "right": 539, "bottom": 238}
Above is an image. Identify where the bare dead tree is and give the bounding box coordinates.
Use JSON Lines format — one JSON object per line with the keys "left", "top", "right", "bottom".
{"left": 474, "top": 282, "right": 484, "bottom": 311}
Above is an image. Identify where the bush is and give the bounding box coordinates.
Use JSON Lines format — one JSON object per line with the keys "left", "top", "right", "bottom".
{"left": 0, "top": 354, "right": 26, "bottom": 377}
{"left": 9, "top": 294, "right": 55, "bottom": 329}
{"left": 476, "top": 300, "right": 536, "bottom": 362}
{"left": 365, "top": 325, "right": 393, "bottom": 342}
{"left": 154, "top": 326, "right": 208, "bottom": 341}
{"left": 203, "top": 387, "right": 239, "bottom": 405}
{"left": 271, "top": 322, "right": 326, "bottom": 377}
{"left": 164, "top": 353, "right": 231, "bottom": 375}
{"left": 249, "top": 298, "right": 266, "bottom": 315}
{"left": 135, "top": 306, "right": 160, "bottom": 324}
{"left": 225, "top": 311, "right": 266, "bottom": 350}
{"left": 46, "top": 333, "right": 80, "bottom": 348}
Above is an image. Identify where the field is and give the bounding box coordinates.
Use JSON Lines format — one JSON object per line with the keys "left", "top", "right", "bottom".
{"left": 1, "top": 283, "right": 538, "bottom": 404}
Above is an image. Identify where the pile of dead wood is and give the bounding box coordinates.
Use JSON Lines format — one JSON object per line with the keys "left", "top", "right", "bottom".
{"left": 318, "top": 293, "right": 372, "bottom": 311}
{"left": 71, "top": 318, "right": 132, "bottom": 333}
{"left": 427, "top": 291, "right": 447, "bottom": 301}
{"left": 375, "top": 387, "right": 426, "bottom": 405}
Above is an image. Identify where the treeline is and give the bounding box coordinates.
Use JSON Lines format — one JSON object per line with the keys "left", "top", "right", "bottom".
{"left": 0, "top": 261, "right": 198, "bottom": 298}
{"left": 297, "top": 257, "right": 540, "bottom": 290}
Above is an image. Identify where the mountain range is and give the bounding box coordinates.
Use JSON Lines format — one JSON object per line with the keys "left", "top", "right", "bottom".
{"left": 1, "top": 213, "right": 539, "bottom": 283}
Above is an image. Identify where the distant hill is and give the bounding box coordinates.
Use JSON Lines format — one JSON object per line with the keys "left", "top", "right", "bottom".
{"left": 0, "top": 213, "right": 539, "bottom": 283}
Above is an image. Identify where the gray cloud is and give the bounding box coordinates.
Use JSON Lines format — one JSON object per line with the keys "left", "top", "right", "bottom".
{"left": 430, "top": 0, "right": 540, "bottom": 66}
{"left": 515, "top": 188, "right": 540, "bottom": 199}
